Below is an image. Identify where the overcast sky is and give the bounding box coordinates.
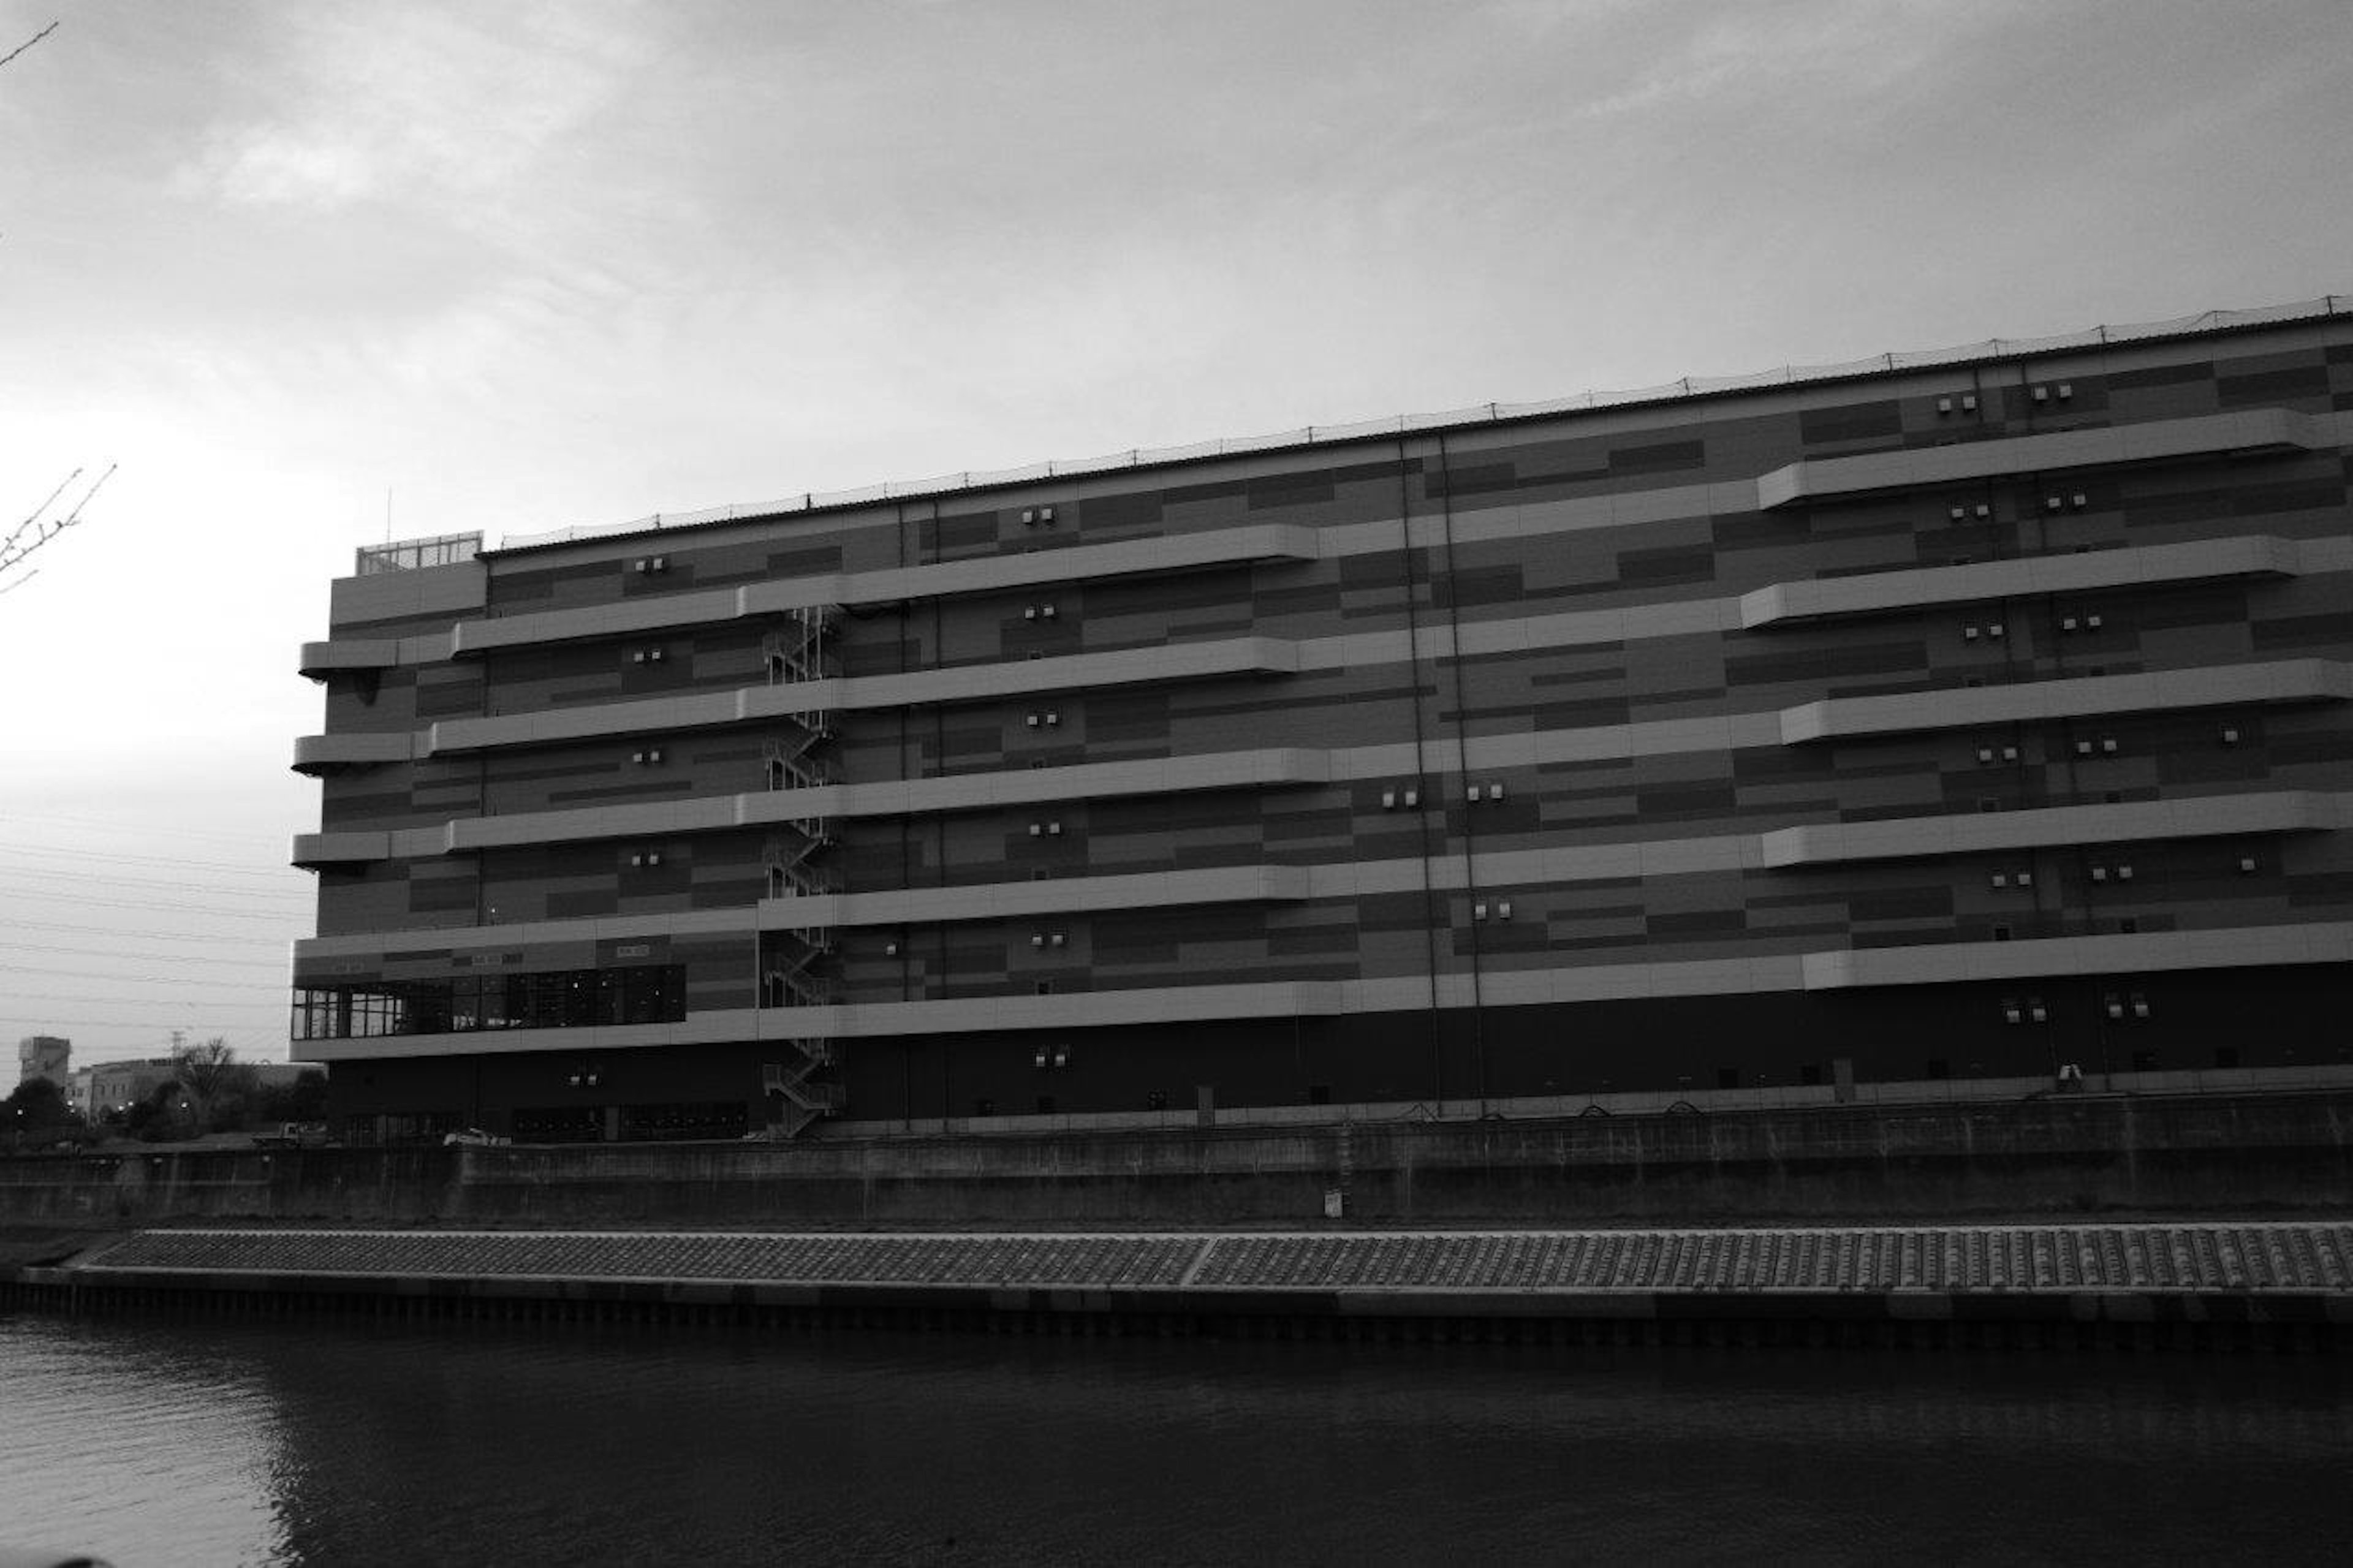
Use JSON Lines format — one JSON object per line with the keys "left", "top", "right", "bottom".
{"left": 3, "top": 0, "right": 2350, "bottom": 1067}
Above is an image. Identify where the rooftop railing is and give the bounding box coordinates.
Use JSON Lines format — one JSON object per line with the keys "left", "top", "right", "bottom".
{"left": 501, "top": 294, "right": 2351, "bottom": 553}
{"left": 356, "top": 531, "right": 483, "bottom": 575}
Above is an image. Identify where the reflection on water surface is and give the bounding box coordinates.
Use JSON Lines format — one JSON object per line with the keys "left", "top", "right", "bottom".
{"left": 3, "top": 1312, "right": 2350, "bottom": 1565}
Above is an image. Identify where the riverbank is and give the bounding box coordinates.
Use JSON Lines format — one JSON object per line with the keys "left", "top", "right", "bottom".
{"left": 6, "top": 1221, "right": 2348, "bottom": 1351}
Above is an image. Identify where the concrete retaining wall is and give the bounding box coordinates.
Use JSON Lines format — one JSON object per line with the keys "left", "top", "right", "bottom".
{"left": 4, "top": 1090, "right": 2352, "bottom": 1230}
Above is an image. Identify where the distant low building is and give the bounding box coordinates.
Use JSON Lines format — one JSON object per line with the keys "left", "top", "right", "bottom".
{"left": 63, "top": 1057, "right": 325, "bottom": 1123}
{"left": 17, "top": 1034, "right": 69, "bottom": 1087}
{"left": 70, "top": 1058, "right": 178, "bottom": 1123}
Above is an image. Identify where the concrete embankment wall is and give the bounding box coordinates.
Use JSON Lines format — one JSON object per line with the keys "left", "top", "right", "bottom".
{"left": 6, "top": 1091, "right": 2353, "bottom": 1230}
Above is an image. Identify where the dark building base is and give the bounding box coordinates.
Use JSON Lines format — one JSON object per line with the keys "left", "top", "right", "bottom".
{"left": 321, "top": 963, "right": 2353, "bottom": 1138}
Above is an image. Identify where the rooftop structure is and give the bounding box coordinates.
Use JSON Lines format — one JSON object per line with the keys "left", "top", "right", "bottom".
{"left": 17, "top": 1035, "right": 69, "bottom": 1087}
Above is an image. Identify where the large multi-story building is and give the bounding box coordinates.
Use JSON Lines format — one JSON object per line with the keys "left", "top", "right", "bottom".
{"left": 291, "top": 301, "right": 2353, "bottom": 1143}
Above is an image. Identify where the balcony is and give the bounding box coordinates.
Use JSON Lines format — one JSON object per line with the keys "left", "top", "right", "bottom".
{"left": 1756, "top": 407, "right": 2323, "bottom": 511}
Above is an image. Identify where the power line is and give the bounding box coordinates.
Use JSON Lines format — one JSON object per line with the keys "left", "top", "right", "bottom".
{"left": 0, "top": 809, "right": 288, "bottom": 850}
{"left": 0, "top": 865, "right": 311, "bottom": 901}
{"left": 0, "top": 940, "right": 289, "bottom": 970}
{"left": 0, "top": 892, "right": 309, "bottom": 921}
{"left": 0, "top": 841, "right": 303, "bottom": 880}
{"left": 0, "top": 964, "right": 281, "bottom": 993}
{"left": 0, "top": 917, "right": 292, "bottom": 946}
{"left": 2, "top": 990, "right": 286, "bottom": 1011}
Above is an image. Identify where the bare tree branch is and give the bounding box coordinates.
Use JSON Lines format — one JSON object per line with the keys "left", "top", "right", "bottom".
{"left": 0, "top": 21, "right": 59, "bottom": 72}
{"left": 0, "top": 463, "right": 115, "bottom": 590}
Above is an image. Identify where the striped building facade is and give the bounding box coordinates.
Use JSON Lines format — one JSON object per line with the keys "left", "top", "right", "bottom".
{"left": 292, "top": 305, "right": 2353, "bottom": 1142}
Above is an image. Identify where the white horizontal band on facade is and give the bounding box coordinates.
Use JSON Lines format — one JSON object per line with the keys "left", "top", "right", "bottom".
{"left": 1753, "top": 790, "right": 2341, "bottom": 869}
{"left": 422, "top": 637, "right": 1300, "bottom": 758}
{"left": 287, "top": 654, "right": 2346, "bottom": 867}
{"left": 446, "top": 525, "right": 1325, "bottom": 657}
{"left": 1735, "top": 535, "right": 2311, "bottom": 629}
{"left": 1755, "top": 408, "right": 2326, "bottom": 510}
{"left": 294, "top": 406, "right": 2349, "bottom": 679}
{"left": 290, "top": 538, "right": 2350, "bottom": 773}
{"left": 291, "top": 789, "right": 2343, "bottom": 971}
{"left": 1779, "top": 659, "right": 2351, "bottom": 745}
{"left": 290, "top": 918, "right": 2353, "bottom": 1062}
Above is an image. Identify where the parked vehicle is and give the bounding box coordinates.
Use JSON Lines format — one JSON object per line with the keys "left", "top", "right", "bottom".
{"left": 254, "top": 1122, "right": 335, "bottom": 1149}
{"left": 442, "top": 1128, "right": 512, "bottom": 1148}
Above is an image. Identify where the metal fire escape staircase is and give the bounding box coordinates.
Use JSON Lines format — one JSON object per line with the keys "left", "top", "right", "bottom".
{"left": 757, "top": 607, "right": 847, "bottom": 1138}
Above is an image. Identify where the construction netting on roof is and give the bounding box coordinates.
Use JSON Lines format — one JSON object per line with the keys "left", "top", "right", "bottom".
{"left": 501, "top": 295, "right": 2351, "bottom": 553}
{"left": 355, "top": 531, "right": 483, "bottom": 574}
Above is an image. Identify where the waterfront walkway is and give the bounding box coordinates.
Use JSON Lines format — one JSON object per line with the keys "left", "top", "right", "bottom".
{"left": 71, "top": 1220, "right": 2353, "bottom": 1295}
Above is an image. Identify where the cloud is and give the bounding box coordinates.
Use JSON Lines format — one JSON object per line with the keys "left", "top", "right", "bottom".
{"left": 174, "top": 2, "right": 650, "bottom": 211}
{"left": 1569, "top": 0, "right": 2020, "bottom": 119}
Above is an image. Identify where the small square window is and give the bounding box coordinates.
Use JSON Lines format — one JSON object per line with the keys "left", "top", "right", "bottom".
{"left": 1036, "top": 980, "right": 1053, "bottom": 996}
{"left": 2001, "top": 745, "right": 2018, "bottom": 762}
{"left": 1976, "top": 746, "right": 1994, "bottom": 763}
{"left": 1991, "top": 872, "right": 2008, "bottom": 888}
{"left": 2238, "top": 857, "right": 2257, "bottom": 874}
{"left": 2017, "top": 871, "right": 2034, "bottom": 887}
{"left": 1991, "top": 925, "right": 2012, "bottom": 942}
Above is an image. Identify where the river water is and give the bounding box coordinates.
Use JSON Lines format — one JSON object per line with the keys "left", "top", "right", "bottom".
{"left": 2, "top": 1312, "right": 2349, "bottom": 1566}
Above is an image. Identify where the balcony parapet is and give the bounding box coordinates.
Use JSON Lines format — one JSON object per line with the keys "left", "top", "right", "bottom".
{"left": 297, "top": 638, "right": 402, "bottom": 681}
{"left": 1779, "top": 659, "right": 2351, "bottom": 746}
{"left": 291, "top": 829, "right": 393, "bottom": 868}
{"left": 291, "top": 732, "right": 419, "bottom": 776}
{"left": 426, "top": 637, "right": 1298, "bottom": 756}
{"left": 760, "top": 863, "right": 1311, "bottom": 930}
{"left": 1740, "top": 535, "right": 2305, "bottom": 629}
{"left": 1756, "top": 407, "right": 2325, "bottom": 511}
{"left": 445, "top": 525, "right": 1321, "bottom": 658}
{"left": 1758, "top": 790, "right": 2339, "bottom": 869}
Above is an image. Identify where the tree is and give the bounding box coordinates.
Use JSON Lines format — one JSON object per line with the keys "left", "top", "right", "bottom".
{"left": 170, "top": 1035, "right": 257, "bottom": 1133}
{"left": 5, "top": 1076, "right": 76, "bottom": 1146}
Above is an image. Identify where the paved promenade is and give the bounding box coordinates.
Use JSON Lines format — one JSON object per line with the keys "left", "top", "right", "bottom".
{"left": 78, "top": 1221, "right": 2353, "bottom": 1295}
